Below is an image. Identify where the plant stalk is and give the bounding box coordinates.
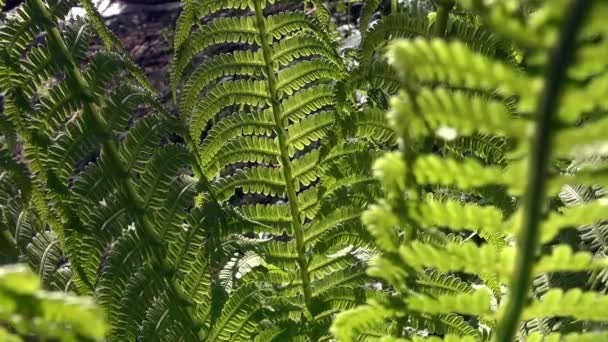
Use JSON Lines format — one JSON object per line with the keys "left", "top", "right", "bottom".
{"left": 433, "top": 0, "right": 455, "bottom": 37}
{"left": 391, "top": 0, "right": 398, "bottom": 14}
{"left": 253, "top": 0, "right": 315, "bottom": 316}
{"left": 494, "top": 1, "right": 592, "bottom": 341}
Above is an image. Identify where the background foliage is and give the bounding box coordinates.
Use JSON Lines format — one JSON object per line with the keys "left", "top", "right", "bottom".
{"left": 1, "top": 0, "right": 608, "bottom": 341}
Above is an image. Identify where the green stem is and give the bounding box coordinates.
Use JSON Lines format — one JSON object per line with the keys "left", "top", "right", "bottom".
{"left": 0, "top": 225, "right": 19, "bottom": 262}
{"left": 494, "top": 1, "right": 592, "bottom": 341}
{"left": 0, "top": 171, "right": 20, "bottom": 261}
{"left": 433, "top": 0, "right": 455, "bottom": 37}
{"left": 253, "top": 0, "right": 315, "bottom": 316}
{"left": 31, "top": 0, "right": 201, "bottom": 331}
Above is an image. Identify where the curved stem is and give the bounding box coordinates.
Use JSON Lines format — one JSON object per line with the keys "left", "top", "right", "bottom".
{"left": 253, "top": 0, "right": 315, "bottom": 316}
{"left": 391, "top": 0, "right": 398, "bottom": 14}
{"left": 433, "top": 0, "right": 455, "bottom": 37}
{"left": 494, "top": 1, "right": 592, "bottom": 341}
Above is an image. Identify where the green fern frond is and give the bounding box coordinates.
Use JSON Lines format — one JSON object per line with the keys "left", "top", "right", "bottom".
{"left": 276, "top": 59, "right": 342, "bottom": 95}
{"left": 172, "top": 16, "right": 260, "bottom": 90}
{"left": 526, "top": 331, "right": 608, "bottom": 342}
{"left": 411, "top": 196, "right": 505, "bottom": 235}
{"left": 361, "top": 13, "right": 431, "bottom": 67}
{"left": 180, "top": 50, "right": 266, "bottom": 114}
{"left": 206, "top": 282, "right": 273, "bottom": 341}
{"left": 172, "top": 2, "right": 376, "bottom": 337}
{"left": 212, "top": 166, "right": 286, "bottom": 201}
{"left": 412, "top": 155, "right": 520, "bottom": 190}
{"left": 287, "top": 110, "right": 335, "bottom": 156}
{"left": 272, "top": 34, "right": 342, "bottom": 68}
{"left": 415, "top": 269, "right": 474, "bottom": 297}
{"left": 189, "top": 80, "right": 270, "bottom": 140}
{"left": 387, "top": 38, "right": 540, "bottom": 107}
{"left": 400, "top": 240, "right": 512, "bottom": 279}
{"left": 407, "top": 289, "right": 494, "bottom": 318}
{"left": 280, "top": 84, "right": 335, "bottom": 123}
{"left": 210, "top": 136, "right": 280, "bottom": 176}
{"left": 521, "top": 288, "right": 608, "bottom": 321}
{"left": 173, "top": 0, "right": 256, "bottom": 51}
{"left": 237, "top": 203, "right": 292, "bottom": 233}
{"left": 534, "top": 245, "right": 608, "bottom": 274}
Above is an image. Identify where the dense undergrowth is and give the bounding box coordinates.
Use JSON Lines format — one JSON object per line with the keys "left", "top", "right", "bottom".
{"left": 1, "top": 0, "right": 608, "bottom": 341}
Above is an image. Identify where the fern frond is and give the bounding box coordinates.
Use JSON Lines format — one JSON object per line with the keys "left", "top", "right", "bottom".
{"left": 189, "top": 80, "right": 270, "bottom": 141}
{"left": 171, "top": 16, "right": 260, "bottom": 90}
{"left": 534, "top": 245, "right": 608, "bottom": 274}
{"left": 276, "top": 59, "right": 342, "bottom": 95}
{"left": 280, "top": 84, "right": 335, "bottom": 123}
{"left": 199, "top": 110, "right": 276, "bottom": 176}
{"left": 304, "top": 206, "right": 362, "bottom": 246}
{"left": 258, "top": 240, "right": 299, "bottom": 266}
{"left": 205, "top": 282, "right": 273, "bottom": 341}
{"left": 395, "top": 87, "right": 526, "bottom": 140}
{"left": 180, "top": 50, "right": 266, "bottom": 114}
{"left": 411, "top": 196, "right": 505, "bottom": 235}
{"left": 521, "top": 288, "right": 608, "bottom": 321}
{"left": 527, "top": 331, "right": 608, "bottom": 342}
{"left": 119, "top": 116, "right": 169, "bottom": 174}
{"left": 413, "top": 155, "right": 522, "bottom": 190}
{"left": 400, "top": 240, "right": 512, "bottom": 279}
{"left": 291, "top": 150, "right": 321, "bottom": 191}
{"left": 209, "top": 136, "right": 280, "bottom": 176}
{"left": 311, "top": 264, "right": 368, "bottom": 296}
{"left": 287, "top": 110, "right": 335, "bottom": 156}
{"left": 212, "top": 166, "right": 286, "bottom": 201}
{"left": 407, "top": 289, "right": 494, "bottom": 318}
{"left": 330, "top": 303, "right": 390, "bottom": 342}
{"left": 173, "top": 0, "right": 256, "bottom": 51}
{"left": 272, "top": 34, "right": 342, "bottom": 69}
{"left": 361, "top": 13, "right": 431, "bottom": 67}
{"left": 415, "top": 269, "right": 474, "bottom": 297}
{"left": 387, "top": 38, "right": 540, "bottom": 108}
{"left": 237, "top": 203, "right": 292, "bottom": 234}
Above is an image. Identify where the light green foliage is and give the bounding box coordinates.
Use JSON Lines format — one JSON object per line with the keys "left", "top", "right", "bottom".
{"left": 0, "top": 264, "right": 106, "bottom": 341}
{"left": 332, "top": 0, "right": 608, "bottom": 341}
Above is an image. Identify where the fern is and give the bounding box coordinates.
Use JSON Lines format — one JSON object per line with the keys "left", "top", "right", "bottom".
{"left": 333, "top": 0, "right": 608, "bottom": 341}
{"left": 171, "top": 1, "right": 396, "bottom": 339}
{"left": 4, "top": 0, "right": 608, "bottom": 341}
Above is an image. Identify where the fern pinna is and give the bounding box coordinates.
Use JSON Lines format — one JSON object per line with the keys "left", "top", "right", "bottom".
{"left": 332, "top": 0, "right": 608, "bottom": 341}
{"left": 171, "top": 0, "right": 395, "bottom": 340}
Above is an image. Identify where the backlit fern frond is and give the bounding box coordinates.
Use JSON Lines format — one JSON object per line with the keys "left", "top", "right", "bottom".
{"left": 172, "top": 0, "right": 392, "bottom": 339}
